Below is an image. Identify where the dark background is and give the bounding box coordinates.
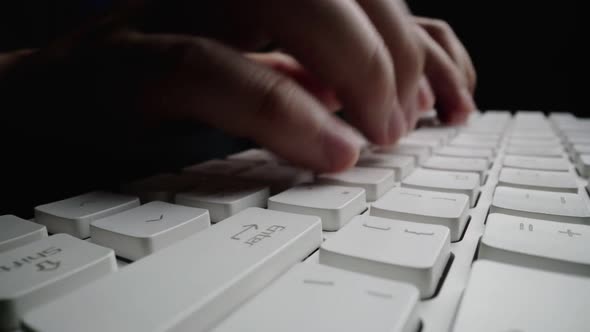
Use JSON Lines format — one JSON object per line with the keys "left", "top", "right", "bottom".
{"left": 0, "top": 1, "right": 584, "bottom": 216}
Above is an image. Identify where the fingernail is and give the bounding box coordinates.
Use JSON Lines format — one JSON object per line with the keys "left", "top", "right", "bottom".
{"left": 321, "top": 124, "right": 365, "bottom": 171}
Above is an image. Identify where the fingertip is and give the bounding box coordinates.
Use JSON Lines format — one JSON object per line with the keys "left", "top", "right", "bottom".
{"left": 320, "top": 123, "right": 364, "bottom": 172}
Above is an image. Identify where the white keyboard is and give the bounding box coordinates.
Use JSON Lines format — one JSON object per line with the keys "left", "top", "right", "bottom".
{"left": 2, "top": 110, "right": 590, "bottom": 332}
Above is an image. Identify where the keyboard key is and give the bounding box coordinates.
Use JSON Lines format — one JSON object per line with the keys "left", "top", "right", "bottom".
{"left": 90, "top": 202, "right": 210, "bottom": 261}
{"left": 422, "top": 156, "right": 488, "bottom": 184}
{"left": 452, "top": 260, "right": 590, "bottom": 332}
{"left": 22, "top": 208, "right": 322, "bottom": 332}
{"left": 121, "top": 173, "right": 191, "bottom": 203}
{"left": 402, "top": 168, "right": 480, "bottom": 207}
{"left": 480, "top": 214, "right": 590, "bottom": 276}
{"left": 268, "top": 184, "right": 366, "bottom": 231}
{"left": 0, "top": 234, "right": 116, "bottom": 330}
{"left": 397, "top": 136, "right": 441, "bottom": 152}
{"left": 318, "top": 167, "right": 395, "bottom": 201}
{"left": 508, "top": 138, "right": 561, "bottom": 148}
{"left": 503, "top": 155, "right": 570, "bottom": 171}
{"left": 212, "top": 263, "right": 420, "bottom": 332}
{"left": 576, "top": 154, "right": 590, "bottom": 177}
{"left": 570, "top": 144, "right": 590, "bottom": 162}
{"left": 237, "top": 164, "right": 313, "bottom": 194}
{"left": 435, "top": 146, "right": 494, "bottom": 162}
{"left": 371, "top": 187, "right": 469, "bottom": 241}
{"left": 35, "top": 191, "right": 140, "bottom": 239}
{"left": 226, "top": 148, "right": 281, "bottom": 164}
{"left": 498, "top": 168, "right": 578, "bottom": 193}
{"left": 491, "top": 186, "right": 590, "bottom": 224}
{"left": 175, "top": 179, "right": 269, "bottom": 223}
{"left": 505, "top": 146, "right": 564, "bottom": 158}
{"left": 357, "top": 153, "right": 415, "bottom": 181}
{"left": 320, "top": 215, "right": 450, "bottom": 298}
{"left": 373, "top": 144, "right": 431, "bottom": 164}
{"left": 0, "top": 215, "right": 47, "bottom": 252}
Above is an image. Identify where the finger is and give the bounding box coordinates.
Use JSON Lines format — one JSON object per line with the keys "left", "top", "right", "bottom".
{"left": 245, "top": 52, "right": 341, "bottom": 112}
{"left": 356, "top": 0, "right": 425, "bottom": 131}
{"left": 417, "top": 76, "right": 435, "bottom": 112}
{"left": 415, "top": 17, "right": 477, "bottom": 93}
{"left": 417, "top": 27, "right": 476, "bottom": 124}
{"left": 252, "top": 0, "right": 399, "bottom": 145}
{"left": 108, "top": 31, "right": 364, "bottom": 172}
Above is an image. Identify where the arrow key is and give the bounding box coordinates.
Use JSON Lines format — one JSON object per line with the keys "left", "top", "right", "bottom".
{"left": 90, "top": 201, "right": 210, "bottom": 260}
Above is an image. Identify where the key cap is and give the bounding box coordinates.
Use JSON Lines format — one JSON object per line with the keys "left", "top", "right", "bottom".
{"left": 505, "top": 146, "right": 564, "bottom": 158}
{"left": 90, "top": 202, "right": 210, "bottom": 261}
{"left": 402, "top": 168, "right": 480, "bottom": 207}
{"left": 175, "top": 179, "right": 269, "bottom": 223}
{"left": 357, "top": 153, "right": 415, "bottom": 181}
{"left": 212, "top": 263, "right": 420, "bottom": 332}
{"left": 317, "top": 167, "right": 395, "bottom": 201}
{"left": 576, "top": 154, "right": 590, "bottom": 177}
{"left": 508, "top": 138, "right": 561, "bottom": 148}
{"left": 0, "top": 215, "right": 47, "bottom": 252}
{"left": 0, "top": 234, "right": 116, "bottom": 330}
{"left": 508, "top": 131, "right": 558, "bottom": 140}
{"left": 121, "top": 173, "right": 192, "bottom": 203}
{"left": 371, "top": 187, "right": 469, "bottom": 241}
{"left": 498, "top": 168, "right": 578, "bottom": 193}
{"left": 397, "top": 136, "right": 441, "bottom": 152}
{"left": 320, "top": 215, "right": 450, "bottom": 298}
{"left": 35, "top": 191, "right": 140, "bottom": 239}
{"left": 268, "top": 184, "right": 366, "bottom": 231}
{"left": 22, "top": 208, "right": 322, "bottom": 332}
{"left": 570, "top": 144, "right": 590, "bottom": 162}
{"left": 435, "top": 146, "right": 493, "bottom": 162}
{"left": 373, "top": 144, "right": 431, "bottom": 164}
{"left": 480, "top": 214, "right": 590, "bottom": 276}
{"left": 422, "top": 156, "right": 488, "bottom": 184}
{"left": 452, "top": 260, "right": 590, "bottom": 332}
{"left": 491, "top": 186, "right": 590, "bottom": 224}
{"left": 226, "top": 148, "right": 281, "bottom": 164}
{"left": 183, "top": 159, "right": 256, "bottom": 176}
{"left": 237, "top": 164, "right": 313, "bottom": 194}
{"left": 503, "top": 155, "right": 570, "bottom": 171}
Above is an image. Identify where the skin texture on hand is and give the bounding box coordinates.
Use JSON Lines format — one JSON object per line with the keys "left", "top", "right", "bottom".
{"left": 0, "top": 0, "right": 477, "bottom": 173}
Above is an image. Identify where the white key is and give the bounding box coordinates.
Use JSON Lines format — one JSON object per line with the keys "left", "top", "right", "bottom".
{"left": 422, "top": 156, "right": 488, "bottom": 184}
{"left": 121, "top": 173, "right": 191, "bottom": 203}
{"left": 22, "top": 208, "right": 321, "bottom": 332}
{"left": 35, "top": 191, "right": 140, "bottom": 239}
{"left": 268, "top": 184, "right": 366, "bottom": 231}
{"left": 480, "top": 214, "right": 590, "bottom": 276}
{"left": 503, "top": 155, "right": 570, "bottom": 171}
{"left": 0, "top": 215, "right": 47, "bottom": 252}
{"left": 505, "top": 146, "right": 564, "bottom": 158}
{"left": 373, "top": 144, "right": 431, "bottom": 164}
{"left": 570, "top": 144, "right": 590, "bottom": 162}
{"left": 175, "top": 179, "right": 269, "bottom": 223}
{"left": 491, "top": 186, "right": 590, "bottom": 224}
{"left": 90, "top": 202, "right": 210, "bottom": 261}
{"left": 183, "top": 159, "right": 256, "bottom": 176}
{"left": 508, "top": 131, "right": 557, "bottom": 140}
{"left": 452, "top": 260, "right": 590, "bottom": 332}
{"left": 212, "top": 263, "right": 420, "bottom": 332}
{"left": 406, "top": 132, "right": 446, "bottom": 145}
{"left": 237, "top": 164, "right": 313, "bottom": 194}
{"left": 318, "top": 167, "right": 395, "bottom": 201}
{"left": 371, "top": 187, "right": 469, "bottom": 241}
{"left": 320, "top": 215, "right": 450, "bottom": 298}
{"left": 435, "top": 146, "right": 493, "bottom": 162}
{"left": 397, "top": 136, "right": 441, "bottom": 152}
{"left": 226, "top": 148, "right": 280, "bottom": 164}
{"left": 498, "top": 168, "right": 578, "bottom": 193}
{"left": 402, "top": 168, "right": 479, "bottom": 207}
{"left": 576, "top": 154, "right": 590, "bottom": 177}
{"left": 508, "top": 138, "right": 561, "bottom": 148}
{"left": 0, "top": 234, "right": 116, "bottom": 330}
{"left": 357, "top": 153, "right": 415, "bottom": 181}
